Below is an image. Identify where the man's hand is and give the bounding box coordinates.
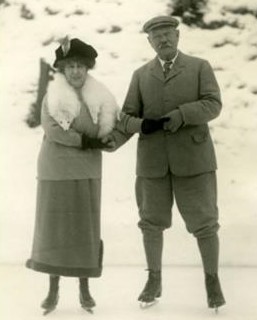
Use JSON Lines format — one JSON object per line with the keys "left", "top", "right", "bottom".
{"left": 81, "top": 134, "right": 113, "bottom": 150}
{"left": 141, "top": 117, "right": 170, "bottom": 134}
{"left": 163, "top": 110, "right": 183, "bottom": 133}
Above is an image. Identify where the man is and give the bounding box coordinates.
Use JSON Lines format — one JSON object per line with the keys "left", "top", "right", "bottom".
{"left": 107, "top": 15, "right": 225, "bottom": 310}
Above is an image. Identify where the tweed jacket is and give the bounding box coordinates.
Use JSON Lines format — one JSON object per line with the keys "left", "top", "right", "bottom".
{"left": 114, "top": 52, "right": 222, "bottom": 177}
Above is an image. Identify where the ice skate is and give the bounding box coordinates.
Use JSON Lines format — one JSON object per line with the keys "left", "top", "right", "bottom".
{"left": 41, "top": 291, "right": 59, "bottom": 315}
{"left": 138, "top": 270, "right": 161, "bottom": 309}
{"left": 79, "top": 278, "right": 96, "bottom": 313}
{"left": 205, "top": 273, "right": 225, "bottom": 313}
{"left": 140, "top": 299, "right": 159, "bottom": 309}
{"left": 80, "top": 293, "right": 95, "bottom": 314}
{"left": 41, "top": 275, "right": 59, "bottom": 315}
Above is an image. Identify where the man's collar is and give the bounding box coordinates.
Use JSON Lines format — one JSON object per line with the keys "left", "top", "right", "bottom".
{"left": 158, "top": 51, "right": 179, "bottom": 68}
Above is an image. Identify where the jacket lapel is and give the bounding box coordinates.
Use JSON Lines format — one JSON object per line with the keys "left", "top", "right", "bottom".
{"left": 165, "top": 52, "right": 186, "bottom": 81}
{"left": 149, "top": 57, "right": 165, "bottom": 82}
{"left": 149, "top": 52, "right": 186, "bottom": 82}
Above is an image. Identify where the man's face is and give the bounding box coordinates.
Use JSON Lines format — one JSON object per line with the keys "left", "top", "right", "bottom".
{"left": 148, "top": 26, "right": 179, "bottom": 61}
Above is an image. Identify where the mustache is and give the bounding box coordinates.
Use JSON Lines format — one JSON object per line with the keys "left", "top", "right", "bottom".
{"left": 158, "top": 43, "right": 172, "bottom": 49}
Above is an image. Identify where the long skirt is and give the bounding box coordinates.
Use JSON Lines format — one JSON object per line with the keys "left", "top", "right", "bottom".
{"left": 26, "top": 179, "right": 103, "bottom": 277}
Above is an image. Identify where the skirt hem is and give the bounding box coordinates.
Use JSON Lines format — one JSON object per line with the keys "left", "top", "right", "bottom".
{"left": 25, "top": 259, "right": 102, "bottom": 278}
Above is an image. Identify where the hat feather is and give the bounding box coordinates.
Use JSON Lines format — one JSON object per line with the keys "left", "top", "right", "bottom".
{"left": 61, "top": 36, "right": 71, "bottom": 57}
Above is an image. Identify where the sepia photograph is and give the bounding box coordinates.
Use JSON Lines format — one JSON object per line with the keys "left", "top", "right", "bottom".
{"left": 0, "top": 0, "right": 257, "bottom": 319}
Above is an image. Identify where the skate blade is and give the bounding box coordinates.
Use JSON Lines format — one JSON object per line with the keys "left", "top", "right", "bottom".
{"left": 43, "top": 307, "right": 56, "bottom": 316}
{"left": 140, "top": 299, "right": 158, "bottom": 309}
{"left": 82, "top": 306, "right": 94, "bottom": 314}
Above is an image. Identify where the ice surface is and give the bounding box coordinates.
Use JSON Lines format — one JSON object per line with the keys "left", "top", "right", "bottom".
{"left": 1, "top": 265, "right": 257, "bottom": 320}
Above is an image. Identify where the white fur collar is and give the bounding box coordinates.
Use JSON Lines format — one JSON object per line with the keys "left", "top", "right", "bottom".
{"left": 47, "top": 72, "right": 120, "bottom": 137}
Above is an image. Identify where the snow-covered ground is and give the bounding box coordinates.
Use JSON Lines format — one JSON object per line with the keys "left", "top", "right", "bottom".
{"left": 0, "top": 0, "right": 257, "bottom": 268}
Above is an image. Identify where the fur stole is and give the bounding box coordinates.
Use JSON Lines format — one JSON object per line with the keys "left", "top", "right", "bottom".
{"left": 46, "top": 72, "right": 120, "bottom": 138}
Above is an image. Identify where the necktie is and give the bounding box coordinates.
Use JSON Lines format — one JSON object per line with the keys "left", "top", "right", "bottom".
{"left": 163, "top": 61, "right": 173, "bottom": 78}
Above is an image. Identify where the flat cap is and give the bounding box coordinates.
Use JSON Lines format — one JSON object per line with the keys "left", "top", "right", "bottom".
{"left": 143, "top": 16, "right": 179, "bottom": 33}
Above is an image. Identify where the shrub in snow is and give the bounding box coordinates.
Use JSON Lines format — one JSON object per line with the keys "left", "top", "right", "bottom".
{"left": 97, "top": 28, "right": 106, "bottom": 33}
{"left": 44, "top": 7, "right": 60, "bottom": 16}
{"left": 109, "top": 25, "right": 122, "bottom": 33}
{"left": 168, "top": 0, "right": 208, "bottom": 26}
{"left": 20, "top": 4, "right": 34, "bottom": 20}
{"left": 42, "top": 36, "right": 56, "bottom": 46}
{"left": 0, "top": 0, "right": 9, "bottom": 6}
{"left": 202, "top": 1, "right": 257, "bottom": 29}
{"left": 248, "top": 54, "right": 257, "bottom": 61}
{"left": 202, "top": 13, "right": 241, "bottom": 29}
{"left": 72, "top": 9, "right": 85, "bottom": 15}
{"left": 250, "top": 86, "right": 257, "bottom": 95}
{"left": 65, "top": 8, "right": 87, "bottom": 17}
{"left": 212, "top": 38, "right": 238, "bottom": 48}
{"left": 224, "top": 4, "right": 257, "bottom": 17}
{"left": 96, "top": 25, "right": 122, "bottom": 33}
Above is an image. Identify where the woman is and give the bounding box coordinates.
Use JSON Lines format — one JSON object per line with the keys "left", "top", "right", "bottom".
{"left": 26, "top": 38, "right": 119, "bottom": 314}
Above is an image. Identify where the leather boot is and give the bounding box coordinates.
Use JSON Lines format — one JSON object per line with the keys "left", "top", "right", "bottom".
{"left": 41, "top": 275, "right": 59, "bottom": 312}
{"left": 138, "top": 270, "right": 162, "bottom": 303}
{"left": 205, "top": 273, "right": 226, "bottom": 309}
{"left": 79, "top": 278, "right": 96, "bottom": 310}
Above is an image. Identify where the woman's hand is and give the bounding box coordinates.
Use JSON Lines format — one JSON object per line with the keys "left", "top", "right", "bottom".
{"left": 101, "top": 134, "right": 117, "bottom": 151}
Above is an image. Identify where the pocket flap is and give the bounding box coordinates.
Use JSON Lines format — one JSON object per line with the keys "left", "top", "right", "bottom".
{"left": 191, "top": 131, "right": 208, "bottom": 143}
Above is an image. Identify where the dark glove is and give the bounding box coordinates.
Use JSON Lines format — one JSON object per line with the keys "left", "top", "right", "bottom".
{"left": 141, "top": 117, "right": 170, "bottom": 134}
{"left": 81, "top": 134, "right": 110, "bottom": 150}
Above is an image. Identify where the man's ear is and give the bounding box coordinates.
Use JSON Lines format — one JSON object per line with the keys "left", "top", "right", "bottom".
{"left": 147, "top": 35, "right": 154, "bottom": 49}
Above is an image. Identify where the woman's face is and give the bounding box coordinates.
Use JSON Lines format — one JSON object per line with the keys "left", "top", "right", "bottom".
{"left": 63, "top": 60, "right": 88, "bottom": 89}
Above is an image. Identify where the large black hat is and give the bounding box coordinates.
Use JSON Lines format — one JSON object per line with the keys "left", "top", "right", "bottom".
{"left": 53, "top": 37, "right": 98, "bottom": 68}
